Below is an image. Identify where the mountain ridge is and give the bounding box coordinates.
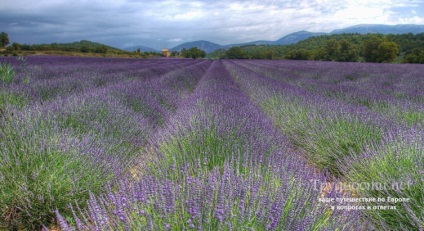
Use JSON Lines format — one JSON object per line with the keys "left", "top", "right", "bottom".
{"left": 125, "top": 24, "right": 424, "bottom": 54}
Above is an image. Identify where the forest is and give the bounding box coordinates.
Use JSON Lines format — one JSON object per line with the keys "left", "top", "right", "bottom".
{"left": 208, "top": 33, "right": 424, "bottom": 63}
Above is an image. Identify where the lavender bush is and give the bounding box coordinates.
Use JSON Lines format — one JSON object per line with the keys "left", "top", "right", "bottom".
{"left": 0, "top": 62, "right": 14, "bottom": 84}
{"left": 342, "top": 128, "right": 424, "bottom": 230}
{"left": 59, "top": 162, "right": 369, "bottom": 230}
{"left": 224, "top": 61, "right": 386, "bottom": 175}
{"left": 0, "top": 106, "right": 120, "bottom": 229}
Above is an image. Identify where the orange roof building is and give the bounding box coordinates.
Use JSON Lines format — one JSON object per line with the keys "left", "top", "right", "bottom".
{"left": 161, "top": 48, "right": 170, "bottom": 57}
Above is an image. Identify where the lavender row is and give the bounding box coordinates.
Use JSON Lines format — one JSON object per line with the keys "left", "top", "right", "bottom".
{"left": 224, "top": 60, "right": 423, "bottom": 230}
{"left": 225, "top": 60, "right": 392, "bottom": 175}
{"left": 0, "top": 56, "right": 201, "bottom": 105}
{"left": 109, "top": 59, "right": 211, "bottom": 128}
{"left": 59, "top": 60, "right": 370, "bottom": 230}
{"left": 0, "top": 57, "right": 212, "bottom": 229}
{"left": 236, "top": 60, "right": 424, "bottom": 128}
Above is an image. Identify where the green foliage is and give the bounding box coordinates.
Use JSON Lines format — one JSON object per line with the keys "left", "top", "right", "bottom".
{"left": 0, "top": 91, "right": 27, "bottom": 110}
{"left": 11, "top": 42, "right": 21, "bottom": 51}
{"left": 251, "top": 49, "right": 274, "bottom": 59}
{"left": 225, "top": 47, "right": 249, "bottom": 59}
{"left": 338, "top": 39, "right": 359, "bottom": 62}
{"left": 262, "top": 95, "right": 381, "bottom": 176}
{"left": 181, "top": 47, "right": 206, "bottom": 59}
{"left": 362, "top": 35, "right": 385, "bottom": 62}
{"left": 207, "top": 32, "right": 424, "bottom": 63}
{"left": 0, "top": 32, "right": 9, "bottom": 48}
{"left": 362, "top": 36, "right": 399, "bottom": 62}
{"left": 323, "top": 39, "right": 341, "bottom": 61}
{"left": 285, "top": 49, "right": 311, "bottom": 60}
{"left": 94, "top": 45, "right": 108, "bottom": 53}
{"left": 387, "top": 32, "right": 424, "bottom": 53}
{"left": 170, "top": 50, "right": 180, "bottom": 57}
{"left": 376, "top": 41, "right": 399, "bottom": 63}
{"left": 80, "top": 45, "right": 89, "bottom": 53}
{"left": 0, "top": 63, "right": 14, "bottom": 84}
{"left": 403, "top": 47, "right": 424, "bottom": 63}
{"left": 156, "top": 127, "right": 250, "bottom": 178}
{"left": 17, "top": 40, "right": 127, "bottom": 55}
{"left": 0, "top": 113, "right": 113, "bottom": 229}
{"left": 312, "top": 39, "right": 359, "bottom": 61}
{"left": 304, "top": 116, "right": 381, "bottom": 175}
{"left": 344, "top": 132, "right": 424, "bottom": 230}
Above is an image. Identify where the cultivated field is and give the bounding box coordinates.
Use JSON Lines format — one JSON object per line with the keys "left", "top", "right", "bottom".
{"left": 0, "top": 56, "right": 423, "bottom": 230}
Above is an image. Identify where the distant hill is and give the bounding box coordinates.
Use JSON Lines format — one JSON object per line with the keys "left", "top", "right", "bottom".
{"left": 123, "top": 45, "right": 158, "bottom": 53}
{"left": 57, "top": 40, "right": 123, "bottom": 51}
{"left": 272, "top": 31, "right": 326, "bottom": 45}
{"left": 331, "top": 24, "right": 424, "bottom": 35}
{"left": 225, "top": 40, "right": 273, "bottom": 47}
{"left": 17, "top": 40, "right": 123, "bottom": 52}
{"left": 171, "top": 40, "right": 223, "bottom": 53}
{"left": 7, "top": 40, "right": 152, "bottom": 58}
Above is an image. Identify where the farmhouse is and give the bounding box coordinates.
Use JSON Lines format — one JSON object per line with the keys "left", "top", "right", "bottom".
{"left": 162, "top": 48, "right": 170, "bottom": 57}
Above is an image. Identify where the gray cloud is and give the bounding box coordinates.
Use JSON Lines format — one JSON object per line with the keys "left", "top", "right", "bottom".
{"left": 1, "top": 0, "right": 423, "bottom": 49}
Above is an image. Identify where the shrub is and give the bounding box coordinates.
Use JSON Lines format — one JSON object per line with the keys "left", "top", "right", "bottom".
{"left": 0, "top": 62, "right": 14, "bottom": 83}
{"left": 0, "top": 108, "right": 118, "bottom": 229}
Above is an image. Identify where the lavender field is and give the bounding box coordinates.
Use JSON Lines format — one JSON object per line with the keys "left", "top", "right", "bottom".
{"left": 0, "top": 56, "right": 423, "bottom": 230}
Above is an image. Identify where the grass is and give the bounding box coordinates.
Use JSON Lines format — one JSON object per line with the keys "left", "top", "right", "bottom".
{"left": 372, "top": 103, "right": 424, "bottom": 128}
{"left": 156, "top": 126, "right": 251, "bottom": 178}
{"left": 0, "top": 112, "right": 114, "bottom": 230}
{"left": 0, "top": 91, "right": 27, "bottom": 110}
{"left": 343, "top": 130, "right": 424, "bottom": 230}
{"left": 400, "top": 110, "right": 424, "bottom": 127}
{"left": 0, "top": 89, "right": 147, "bottom": 229}
{"left": 262, "top": 94, "right": 382, "bottom": 176}
{"left": 303, "top": 116, "right": 382, "bottom": 175}
{"left": 0, "top": 63, "right": 14, "bottom": 84}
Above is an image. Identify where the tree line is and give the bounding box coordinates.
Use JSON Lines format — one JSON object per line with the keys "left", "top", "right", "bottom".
{"left": 169, "top": 47, "right": 206, "bottom": 58}
{"left": 210, "top": 33, "right": 424, "bottom": 63}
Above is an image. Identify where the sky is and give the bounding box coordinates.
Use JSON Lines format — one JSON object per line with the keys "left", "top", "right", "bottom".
{"left": 1, "top": 0, "right": 424, "bottom": 50}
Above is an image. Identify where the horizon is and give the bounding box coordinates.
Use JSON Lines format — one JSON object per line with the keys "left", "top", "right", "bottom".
{"left": 1, "top": 0, "right": 424, "bottom": 50}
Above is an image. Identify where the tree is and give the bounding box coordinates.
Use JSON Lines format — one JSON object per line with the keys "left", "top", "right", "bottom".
{"left": 362, "top": 36, "right": 384, "bottom": 62}
{"left": 403, "top": 47, "right": 424, "bottom": 64}
{"left": 376, "top": 41, "right": 399, "bottom": 63}
{"left": 225, "top": 47, "right": 248, "bottom": 59}
{"left": 362, "top": 36, "right": 387, "bottom": 62}
{"left": 95, "top": 45, "right": 108, "bottom": 53}
{"left": 12, "top": 42, "right": 21, "bottom": 51}
{"left": 182, "top": 47, "right": 206, "bottom": 59}
{"left": 252, "top": 50, "right": 274, "bottom": 59}
{"left": 337, "top": 40, "right": 359, "bottom": 62}
{"left": 80, "top": 46, "right": 89, "bottom": 53}
{"left": 0, "top": 32, "right": 10, "bottom": 48}
{"left": 362, "top": 36, "right": 399, "bottom": 63}
{"left": 285, "top": 49, "right": 310, "bottom": 60}
{"left": 171, "top": 51, "right": 180, "bottom": 57}
{"left": 180, "top": 48, "right": 188, "bottom": 57}
{"left": 324, "top": 39, "right": 340, "bottom": 61}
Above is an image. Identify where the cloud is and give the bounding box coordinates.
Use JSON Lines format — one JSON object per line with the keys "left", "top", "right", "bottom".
{"left": 1, "top": 0, "right": 423, "bottom": 49}
{"left": 168, "top": 38, "right": 184, "bottom": 42}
